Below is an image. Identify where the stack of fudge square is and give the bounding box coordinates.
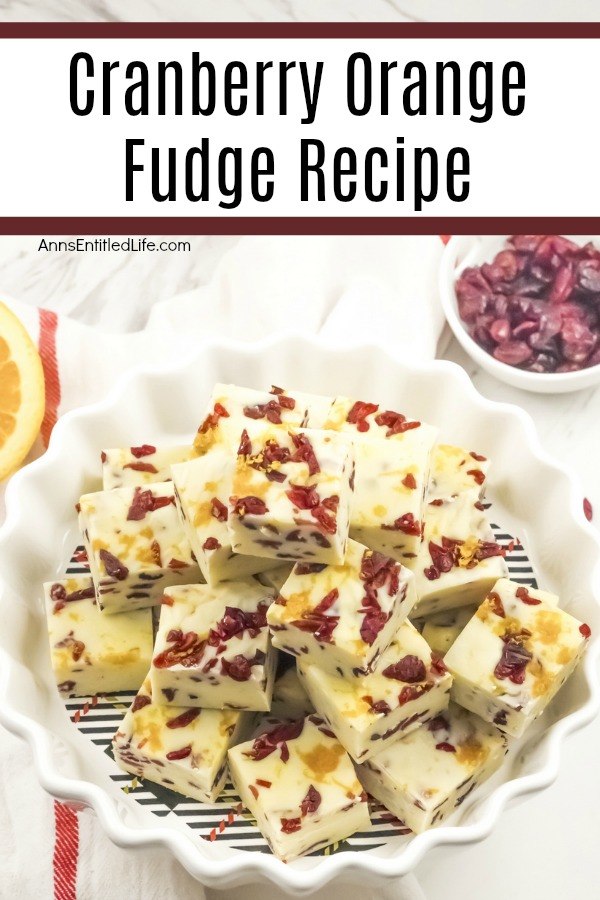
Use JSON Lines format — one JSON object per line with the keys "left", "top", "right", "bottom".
{"left": 43, "top": 383, "right": 591, "bottom": 862}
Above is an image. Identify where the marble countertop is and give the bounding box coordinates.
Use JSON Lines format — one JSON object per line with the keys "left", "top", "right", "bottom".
{"left": 2, "top": 0, "right": 600, "bottom": 21}
{"left": 0, "top": 234, "right": 597, "bottom": 898}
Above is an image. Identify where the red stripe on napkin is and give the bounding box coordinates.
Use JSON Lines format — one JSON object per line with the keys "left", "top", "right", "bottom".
{"left": 53, "top": 801, "right": 79, "bottom": 900}
{"left": 37, "top": 310, "right": 78, "bottom": 896}
{"left": 38, "top": 308, "right": 61, "bottom": 446}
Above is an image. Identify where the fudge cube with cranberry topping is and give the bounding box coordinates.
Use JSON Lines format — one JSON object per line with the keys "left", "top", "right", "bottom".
{"left": 44, "top": 576, "right": 153, "bottom": 697}
{"left": 427, "top": 444, "right": 490, "bottom": 502}
{"left": 193, "top": 384, "right": 309, "bottom": 455}
{"left": 113, "top": 677, "right": 250, "bottom": 803}
{"left": 228, "top": 426, "right": 354, "bottom": 566}
{"left": 350, "top": 433, "right": 432, "bottom": 564}
{"left": 101, "top": 444, "right": 196, "bottom": 490}
{"left": 411, "top": 493, "right": 508, "bottom": 617}
{"left": 267, "top": 540, "right": 417, "bottom": 678}
{"left": 298, "top": 621, "right": 452, "bottom": 762}
{"left": 171, "top": 448, "right": 278, "bottom": 586}
{"left": 150, "top": 580, "right": 276, "bottom": 711}
{"left": 228, "top": 714, "right": 370, "bottom": 861}
{"left": 444, "top": 579, "right": 590, "bottom": 737}
{"left": 357, "top": 702, "right": 507, "bottom": 833}
{"left": 78, "top": 482, "right": 201, "bottom": 614}
{"left": 270, "top": 667, "right": 314, "bottom": 720}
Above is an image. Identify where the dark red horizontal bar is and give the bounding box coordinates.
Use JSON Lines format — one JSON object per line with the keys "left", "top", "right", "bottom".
{"left": 1, "top": 218, "right": 599, "bottom": 236}
{"left": 0, "top": 23, "right": 599, "bottom": 39}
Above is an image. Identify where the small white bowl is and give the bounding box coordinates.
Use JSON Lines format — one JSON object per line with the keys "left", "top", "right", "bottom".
{"left": 440, "top": 235, "right": 600, "bottom": 394}
{"left": 0, "top": 335, "right": 599, "bottom": 893}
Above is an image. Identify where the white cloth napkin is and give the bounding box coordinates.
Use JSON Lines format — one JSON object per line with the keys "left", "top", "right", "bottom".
{"left": 0, "top": 235, "right": 443, "bottom": 899}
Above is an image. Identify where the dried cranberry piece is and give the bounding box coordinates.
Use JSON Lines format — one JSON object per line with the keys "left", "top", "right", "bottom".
{"left": 290, "top": 433, "right": 320, "bottom": 475}
{"left": 244, "top": 719, "right": 304, "bottom": 762}
{"left": 382, "top": 513, "right": 421, "bottom": 536}
{"left": 428, "top": 540, "right": 456, "bottom": 575}
{"left": 292, "top": 613, "right": 339, "bottom": 644}
{"left": 493, "top": 340, "right": 533, "bottom": 366}
{"left": 374, "top": 410, "right": 421, "bottom": 436}
{"left": 99, "top": 549, "right": 129, "bottom": 581}
{"left": 583, "top": 498, "right": 593, "bottom": 521}
{"left": 153, "top": 631, "right": 205, "bottom": 669}
{"left": 436, "top": 742, "right": 456, "bottom": 753}
{"left": 130, "top": 445, "right": 157, "bottom": 458}
{"left": 209, "top": 603, "right": 268, "bottom": 644}
{"left": 470, "top": 451, "right": 487, "bottom": 462}
{"left": 202, "top": 537, "right": 221, "bottom": 551}
{"left": 238, "top": 429, "right": 252, "bottom": 456}
{"left": 295, "top": 562, "right": 327, "bottom": 575}
{"left": 360, "top": 603, "right": 388, "bottom": 646}
{"left": 487, "top": 591, "right": 506, "bottom": 617}
{"left": 467, "top": 469, "right": 485, "bottom": 486}
{"left": 494, "top": 636, "right": 532, "bottom": 684}
{"left": 398, "top": 684, "right": 427, "bottom": 705}
{"left": 402, "top": 473, "right": 417, "bottom": 490}
{"left": 382, "top": 655, "right": 426, "bottom": 683}
{"left": 281, "top": 817, "right": 302, "bottom": 834}
{"left": 313, "top": 588, "right": 339, "bottom": 616}
{"left": 300, "top": 785, "right": 322, "bottom": 816}
{"left": 166, "top": 746, "right": 192, "bottom": 761}
{"left": 311, "top": 503, "right": 338, "bottom": 535}
{"left": 286, "top": 484, "right": 319, "bottom": 510}
{"left": 166, "top": 709, "right": 201, "bottom": 728}
{"left": 515, "top": 586, "right": 541, "bottom": 606}
{"left": 430, "top": 654, "right": 448, "bottom": 675}
{"left": 210, "top": 497, "right": 228, "bottom": 522}
{"left": 127, "top": 487, "right": 174, "bottom": 521}
{"left": 489, "top": 318, "right": 511, "bottom": 343}
{"left": 363, "top": 695, "right": 391, "bottom": 715}
{"left": 50, "top": 583, "right": 67, "bottom": 604}
{"left": 243, "top": 400, "right": 284, "bottom": 424}
{"left": 347, "top": 400, "right": 379, "bottom": 431}
{"left": 123, "top": 461, "right": 159, "bottom": 474}
{"left": 232, "top": 496, "right": 268, "bottom": 517}
{"left": 221, "top": 655, "right": 253, "bottom": 681}
{"left": 580, "top": 623, "right": 592, "bottom": 639}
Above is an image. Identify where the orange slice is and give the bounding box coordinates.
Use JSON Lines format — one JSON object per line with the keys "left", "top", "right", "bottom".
{"left": 0, "top": 301, "right": 45, "bottom": 481}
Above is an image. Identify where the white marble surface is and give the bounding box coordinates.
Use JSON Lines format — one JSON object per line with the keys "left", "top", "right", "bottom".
{"left": 1, "top": 0, "right": 600, "bottom": 21}
{"left": 0, "top": 234, "right": 598, "bottom": 897}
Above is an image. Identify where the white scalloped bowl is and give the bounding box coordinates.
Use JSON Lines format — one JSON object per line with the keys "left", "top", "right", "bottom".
{"left": 440, "top": 235, "right": 600, "bottom": 394}
{"left": 1, "top": 335, "right": 599, "bottom": 894}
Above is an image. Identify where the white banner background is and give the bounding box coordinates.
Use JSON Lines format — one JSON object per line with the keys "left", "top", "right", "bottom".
{"left": 0, "top": 37, "right": 594, "bottom": 216}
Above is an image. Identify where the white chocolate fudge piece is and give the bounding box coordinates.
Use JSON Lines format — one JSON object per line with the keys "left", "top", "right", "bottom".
{"left": 350, "top": 434, "right": 432, "bottom": 564}
{"left": 427, "top": 444, "right": 490, "bottom": 501}
{"left": 228, "top": 714, "right": 370, "bottom": 861}
{"left": 171, "top": 449, "right": 277, "bottom": 585}
{"left": 412, "top": 494, "right": 508, "bottom": 617}
{"left": 79, "top": 482, "right": 201, "bottom": 614}
{"left": 113, "top": 677, "right": 249, "bottom": 803}
{"left": 298, "top": 621, "right": 452, "bottom": 762}
{"left": 444, "top": 579, "right": 591, "bottom": 737}
{"left": 193, "top": 384, "right": 308, "bottom": 455}
{"left": 229, "top": 426, "right": 354, "bottom": 566}
{"left": 421, "top": 606, "right": 477, "bottom": 655}
{"left": 257, "top": 563, "right": 294, "bottom": 593}
{"left": 271, "top": 667, "right": 314, "bottom": 720}
{"left": 267, "top": 540, "right": 417, "bottom": 678}
{"left": 101, "top": 444, "right": 196, "bottom": 490}
{"left": 44, "top": 576, "right": 153, "bottom": 697}
{"left": 323, "top": 395, "right": 438, "bottom": 449}
{"left": 357, "top": 702, "right": 507, "bottom": 833}
{"left": 151, "top": 581, "right": 276, "bottom": 711}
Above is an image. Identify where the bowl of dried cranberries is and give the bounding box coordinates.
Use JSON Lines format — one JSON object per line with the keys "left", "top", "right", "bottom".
{"left": 440, "top": 235, "right": 600, "bottom": 393}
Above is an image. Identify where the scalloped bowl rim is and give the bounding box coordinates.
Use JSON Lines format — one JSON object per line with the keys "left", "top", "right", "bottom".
{"left": 0, "top": 333, "right": 599, "bottom": 893}
{"left": 440, "top": 235, "right": 600, "bottom": 391}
